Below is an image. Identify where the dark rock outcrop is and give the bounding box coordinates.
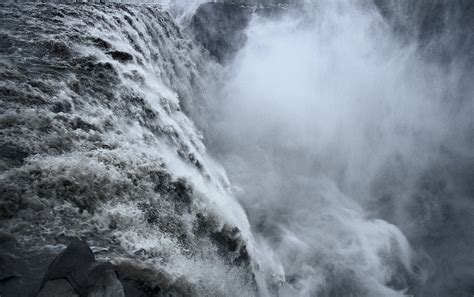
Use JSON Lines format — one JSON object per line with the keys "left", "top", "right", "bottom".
{"left": 0, "top": 232, "right": 55, "bottom": 297}
{"left": 0, "top": 237, "right": 126, "bottom": 297}
{"left": 1, "top": 237, "right": 229, "bottom": 296}
{"left": 189, "top": 2, "right": 253, "bottom": 63}
{"left": 188, "top": 2, "right": 286, "bottom": 63}
{"left": 37, "top": 279, "right": 79, "bottom": 297}
{"left": 35, "top": 239, "right": 125, "bottom": 297}
{"left": 36, "top": 240, "right": 119, "bottom": 296}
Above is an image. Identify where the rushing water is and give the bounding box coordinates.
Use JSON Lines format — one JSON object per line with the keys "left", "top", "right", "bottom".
{"left": 0, "top": 1, "right": 472, "bottom": 297}
{"left": 0, "top": 3, "right": 257, "bottom": 296}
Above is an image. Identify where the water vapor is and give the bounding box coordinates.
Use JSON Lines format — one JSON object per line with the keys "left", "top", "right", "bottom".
{"left": 205, "top": 1, "right": 473, "bottom": 296}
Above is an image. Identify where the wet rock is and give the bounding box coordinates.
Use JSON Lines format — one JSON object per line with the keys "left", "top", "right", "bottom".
{"left": 88, "top": 263, "right": 125, "bottom": 297}
{"left": 0, "top": 232, "right": 45, "bottom": 297}
{"left": 107, "top": 50, "right": 134, "bottom": 62}
{"left": 0, "top": 254, "right": 20, "bottom": 285}
{"left": 188, "top": 2, "right": 286, "bottom": 63}
{"left": 37, "top": 279, "right": 79, "bottom": 297}
{"left": 40, "top": 239, "right": 96, "bottom": 296}
{"left": 38, "top": 239, "right": 124, "bottom": 297}
{"left": 0, "top": 232, "right": 17, "bottom": 250}
{"left": 189, "top": 2, "right": 252, "bottom": 63}
{"left": 210, "top": 224, "right": 250, "bottom": 266}
{"left": 114, "top": 264, "right": 163, "bottom": 297}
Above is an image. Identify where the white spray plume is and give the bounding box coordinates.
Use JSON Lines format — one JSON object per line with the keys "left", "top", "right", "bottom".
{"left": 204, "top": 1, "right": 472, "bottom": 296}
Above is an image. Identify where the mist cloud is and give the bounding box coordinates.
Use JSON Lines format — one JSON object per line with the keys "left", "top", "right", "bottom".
{"left": 204, "top": 1, "right": 473, "bottom": 296}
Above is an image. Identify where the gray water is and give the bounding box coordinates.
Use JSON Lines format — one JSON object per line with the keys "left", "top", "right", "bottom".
{"left": 0, "top": 1, "right": 472, "bottom": 296}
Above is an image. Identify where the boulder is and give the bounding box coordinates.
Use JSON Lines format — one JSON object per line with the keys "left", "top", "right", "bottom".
{"left": 40, "top": 239, "right": 95, "bottom": 295}
{"left": 37, "top": 279, "right": 79, "bottom": 297}
{"left": 0, "top": 232, "right": 57, "bottom": 297}
{"left": 88, "top": 264, "right": 125, "bottom": 297}
{"left": 37, "top": 239, "right": 125, "bottom": 297}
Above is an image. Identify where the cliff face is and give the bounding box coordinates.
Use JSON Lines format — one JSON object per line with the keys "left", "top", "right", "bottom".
{"left": 188, "top": 2, "right": 286, "bottom": 63}
{"left": 0, "top": 3, "right": 256, "bottom": 296}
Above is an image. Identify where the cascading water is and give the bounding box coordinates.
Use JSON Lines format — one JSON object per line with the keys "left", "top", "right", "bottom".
{"left": 0, "top": 1, "right": 472, "bottom": 297}
{"left": 0, "top": 3, "right": 257, "bottom": 296}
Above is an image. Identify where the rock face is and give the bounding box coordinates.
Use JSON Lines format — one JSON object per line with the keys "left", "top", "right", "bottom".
{"left": 189, "top": 3, "right": 253, "bottom": 63}
{"left": 188, "top": 2, "right": 286, "bottom": 63}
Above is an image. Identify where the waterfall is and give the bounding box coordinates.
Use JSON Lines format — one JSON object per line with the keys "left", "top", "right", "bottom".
{"left": 0, "top": 1, "right": 472, "bottom": 297}
{"left": 0, "top": 3, "right": 257, "bottom": 296}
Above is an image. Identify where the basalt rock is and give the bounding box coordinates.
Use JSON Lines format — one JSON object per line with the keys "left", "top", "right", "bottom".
{"left": 188, "top": 2, "right": 286, "bottom": 63}
{"left": 0, "top": 238, "right": 202, "bottom": 297}
{"left": 35, "top": 239, "right": 125, "bottom": 297}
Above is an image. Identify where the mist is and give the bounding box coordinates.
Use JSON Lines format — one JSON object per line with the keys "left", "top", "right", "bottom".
{"left": 203, "top": 1, "right": 473, "bottom": 296}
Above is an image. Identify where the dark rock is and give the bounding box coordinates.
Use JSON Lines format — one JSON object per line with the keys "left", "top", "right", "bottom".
{"left": 0, "top": 238, "right": 127, "bottom": 297}
{"left": 0, "top": 232, "right": 17, "bottom": 250}
{"left": 37, "top": 239, "right": 123, "bottom": 296}
{"left": 40, "top": 239, "right": 96, "bottom": 296}
{"left": 0, "top": 232, "right": 51, "bottom": 297}
{"left": 9, "top": 240, "right": 120, "bottom": 297}
{"left": 189, "top": 2, "right": 252, "bottom": 63}
{"left": 0, "top": 254, "right": 25, "bottom": 297}
{"left": 0, "top": 254, "right": 20, "bottom": 283}
{"left": 88, "top": 263, "right": 125, "bottom": 297}
{"left": 188, "top": 2, "right": 286, "bottom": 63}
{"left": 114, "top": 264, "right": 163, "bottom": 297}
{"left": 210, "top": 224, "right": 250, "bottom": 266}
{"left": 107, "top": 50, "right": 134, "bottom": 62}
{"left": 170, "top": 178, "right": 193, "bottom": 206}
{"left": 37, "top": 279, "right": 79, "bottom": 297}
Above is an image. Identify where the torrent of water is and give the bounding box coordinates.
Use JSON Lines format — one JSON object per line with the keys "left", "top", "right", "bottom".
{"left": 0, "top": 1, "right": 472, "bottom": 297}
